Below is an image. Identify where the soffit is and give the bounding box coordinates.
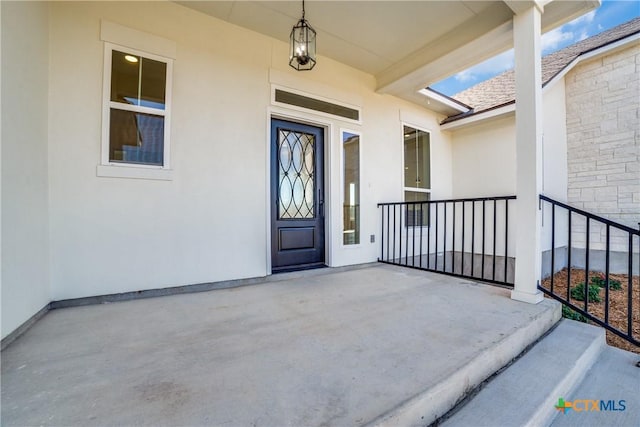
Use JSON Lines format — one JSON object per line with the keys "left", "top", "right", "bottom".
{"left": 177, "top": 0, "right": 499, "bottom": 75}
{"left": 176, "top": 1, "right": 599, "bottom": 106}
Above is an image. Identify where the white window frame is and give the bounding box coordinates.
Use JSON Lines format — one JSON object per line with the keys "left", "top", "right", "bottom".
{"left": 98, "top": 42, "right": 173, "bottom": 180}
{"left": 402, "top": 123, "right": 432, "bottom": 227}
{"left": 340, "top": 128, "right": 362, "bottom": 247}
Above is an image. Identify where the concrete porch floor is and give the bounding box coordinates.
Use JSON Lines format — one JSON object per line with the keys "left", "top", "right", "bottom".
{"left": 1, "top": 264, "right": 559, "bottom": 426}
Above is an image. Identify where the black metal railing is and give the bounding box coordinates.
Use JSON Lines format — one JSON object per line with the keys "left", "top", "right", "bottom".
{"left": 539, "top": 195, "right": 639, "bottom": 347}
{"left": 378, "top": 196, "right": 516, "bottom": 287}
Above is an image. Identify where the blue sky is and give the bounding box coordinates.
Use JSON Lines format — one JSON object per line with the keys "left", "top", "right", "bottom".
{"left": 431, "top": 0, "right": 640, "bottom": 96}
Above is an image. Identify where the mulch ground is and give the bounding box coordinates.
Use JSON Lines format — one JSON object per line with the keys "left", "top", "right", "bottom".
{"left": 541, "top": 268, "right": 640, "bottom": 354}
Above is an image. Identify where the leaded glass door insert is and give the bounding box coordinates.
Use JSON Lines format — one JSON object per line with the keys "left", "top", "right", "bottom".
{"left": 278, "top": 130, "right": 315, "bottom": 219}
{"left": 271, "top": 119, "right": 325, "bottom": 272}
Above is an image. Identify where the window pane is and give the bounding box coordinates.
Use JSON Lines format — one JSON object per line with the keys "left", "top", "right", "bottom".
{"left": 278, "top": 129, "right": 315, "bottom": 219}
{"left": 140, "top": 57, "right": 166, "bottom": 109}
{"left": 109, "top": 109, "right": 164, "bottom": 166}
{"left": 405, "top": 191, "right": 430, "bottom": 227}
{"left": 343, "top": 132, "right": 360, "bottom": 245}
{"left": 404, "top": 191, "right": 430, "bottom": 203}
{"left": 110, "top": 50, "right": 166, "bottom": 109}
{"left": 403, "top": 126, "right": 430, "bottom": 189}
{"left": 111, "top": 50, "right": 140, "bottom": 105}
{"left": 275, "top": 89, "right": 359, "bottom": 121}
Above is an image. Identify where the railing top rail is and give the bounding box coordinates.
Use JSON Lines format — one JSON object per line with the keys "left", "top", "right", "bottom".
{"left": 540, "top": 194, "right": 640, "bottom": 235}
{"left": 377, "top": 195, "right": 516, "bottom": 207}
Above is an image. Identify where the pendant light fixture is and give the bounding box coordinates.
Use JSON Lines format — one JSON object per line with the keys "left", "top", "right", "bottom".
{"left": 289, "top": 0, "right": 316, "bottom": 71}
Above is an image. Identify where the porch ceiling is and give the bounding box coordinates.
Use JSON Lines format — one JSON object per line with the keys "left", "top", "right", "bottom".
{"left": 176, "top": 1, "right": 598, "bottom": 106}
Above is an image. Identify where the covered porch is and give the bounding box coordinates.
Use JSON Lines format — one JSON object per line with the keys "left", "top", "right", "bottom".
{"left": 2, "top": 0, "right": 599, "bottom": 342}
{"left": 6, "top": 1, "right": 633, "bottom": 424}
{"left": 1, "top": 264, "right": 560, "bottom": 426}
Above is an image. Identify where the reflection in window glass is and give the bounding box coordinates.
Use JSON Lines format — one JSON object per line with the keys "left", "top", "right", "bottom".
{"left": 140, "top": 57, "right": 167, "bottom": 109}
{"left": 106, "top": 46, "right": 170, "bottom": 168}
{"left": 405, "top": 191, "right": 430, "bottom": 227}
{"left": 403, "top": 126, "right": 430, "bottom": 189}
{"left": 275, "top": 89, "right": 360, "bottom": 121}
{"left": 343, "top": 132, "right": 360, "bottom": 245}
{"left": 110, "top": 50, "right": 139, "bottom": 105}
{"left": 109, "top": 109, "right": 164, "bottom": 166}
{"left": 403, "top": 126, "right": 431, "bottom": 226}
{"left": 110, "top": 50, "right": 166, "bottom": 109}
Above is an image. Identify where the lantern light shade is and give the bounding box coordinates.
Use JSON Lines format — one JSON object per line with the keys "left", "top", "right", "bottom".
{"left": 289, "top": 2, "right": 316, "bottom": 71}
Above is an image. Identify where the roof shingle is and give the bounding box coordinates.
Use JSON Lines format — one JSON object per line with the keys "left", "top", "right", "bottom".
{"left": 445, "top": 17, "right": 640, "bottom": 122}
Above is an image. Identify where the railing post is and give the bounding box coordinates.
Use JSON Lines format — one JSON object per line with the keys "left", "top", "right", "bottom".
{"left": 550, "top": 204, "right": 555, "bottom": 293}
{"left": 380, "top": 205, "right": 384, "bottom": 261}
{"left": 461, "top": 201, "right": 466, "bottom": 275}
{"left": 452, "top": 202, "right": 456, "bottom": 274}
{"left": 444, "top": 202, "right": 448, "bottom": 273}
{"left": 471, "top": 201, "right": 475, "bottom": 277}
{"left": 504, "top": 200, "right": 509, "bottom": 284}
{"left": 427, "top": 202, "right": 431, "bottom": 269}
{"left": 386, "top": 205, "right": 390, "bottom": 262}
{"left": 419, "top": 203, "right": 424, "bottom": 268}
{"left": 392, "top": 205, "right": 396, "bottom": 263}
{"left": 628, "top": 233, "right": 633, "bottom": 339}
{"left": 481, "top": 200, "right": 485, "bottom": 280}
{"left": 435, "top": 202, "right": 439, "bottom": 271}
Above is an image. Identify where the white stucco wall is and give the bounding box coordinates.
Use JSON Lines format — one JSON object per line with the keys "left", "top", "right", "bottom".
{"left": 1, "top": 1, "right": 51, "bottom": 339}
{"left": 448, "top": 116, "right": 518, "bottom": 262}
{"left": 541, "top": 81, "right": 569, "bottom": 202}
{"left": 42, "top": 1, "right": 452, "bottom": 302}
{"left": 48, "top": 2, "right": 269, "bottom": 300}
{"left": 450, "top": 116, "right": 517, "bottom": 198}
{"left": 450, "top": 82, "right": 568, "bottom": 202}
{"left": 540, "top": 80, "right": 569, "bottom": 252}
{"left": 449, "top": 79, "right": 569, "bottom": 256}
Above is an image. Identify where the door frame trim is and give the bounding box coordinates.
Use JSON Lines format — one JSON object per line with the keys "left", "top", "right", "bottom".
{"left": 265, "top": 106, "right": 333, "bottom": 274}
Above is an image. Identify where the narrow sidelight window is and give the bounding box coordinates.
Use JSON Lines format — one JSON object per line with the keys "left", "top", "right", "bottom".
{"left": 403, "top": 125, "right": 431, "bottom": 226}
{"left": 343, "top": 131, "right": 360, "bottom": 244}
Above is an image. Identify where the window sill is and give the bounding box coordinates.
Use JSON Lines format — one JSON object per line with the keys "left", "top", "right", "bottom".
{"left": 96, "top": 164, "right": 173, "bottom": 181}
{"left": 341, "top": 244, "right": 363, "bottom": 249}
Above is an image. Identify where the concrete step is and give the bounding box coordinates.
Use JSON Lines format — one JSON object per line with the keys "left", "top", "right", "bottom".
{"left": 440, "top": 319, "right": 606, "bottom": 427}
{"left": 549, "top": 345, "right": 640, "bottom": 427}
{"left": 368, "top": 297, "right": 561, "bottom": 427}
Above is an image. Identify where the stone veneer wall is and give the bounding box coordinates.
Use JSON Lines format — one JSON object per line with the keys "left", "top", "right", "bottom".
{"left": 565, "top": 43, "right": 640, "bottom": 252}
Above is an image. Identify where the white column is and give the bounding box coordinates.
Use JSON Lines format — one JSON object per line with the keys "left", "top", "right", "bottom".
{"left": 511, "top": 5, "right": 544, "bottom": 304}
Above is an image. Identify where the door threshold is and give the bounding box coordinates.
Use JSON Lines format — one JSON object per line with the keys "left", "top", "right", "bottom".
{"left": 272, "top": 263, "right": 327, "bottom": 274}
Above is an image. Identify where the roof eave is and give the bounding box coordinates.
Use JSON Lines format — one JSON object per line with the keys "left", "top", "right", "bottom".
{"left": 543, "top": 31, "right": 640, "bottom": 90}
{"left": 441, "top": 102, "right": 515, "bottom": 130}
{"left": 419, "top": 88, "right": 472, "bottom": 115}
{"left": 443, "top": 27, "right": 640, "bottom": 130}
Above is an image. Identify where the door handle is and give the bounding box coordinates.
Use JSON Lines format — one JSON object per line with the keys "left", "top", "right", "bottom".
{"left": 318, "top": 188, "right": 324, "bottom": 217}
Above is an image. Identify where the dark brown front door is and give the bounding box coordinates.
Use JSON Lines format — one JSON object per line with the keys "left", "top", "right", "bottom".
{"left": 271, "top": 119, "right": 325, "bottom": 272}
